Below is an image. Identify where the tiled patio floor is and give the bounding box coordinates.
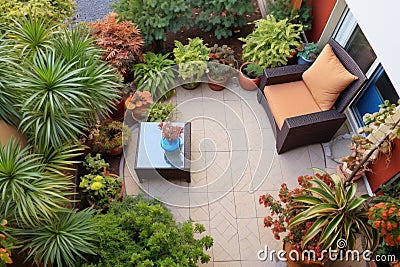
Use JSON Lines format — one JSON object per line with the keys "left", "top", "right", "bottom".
{"left": 123, "top": 77, "right": 368, "bottom": 267}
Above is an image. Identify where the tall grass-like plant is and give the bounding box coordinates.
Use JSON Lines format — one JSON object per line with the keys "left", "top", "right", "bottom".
{"left": 132, "top": 52, "right": 176, "bottom": 100}
{"left": 0, "top": 139, "right": 74, "bottom": 226}
{"left": 16, "top": 209, "right": 97, "bottom": 267}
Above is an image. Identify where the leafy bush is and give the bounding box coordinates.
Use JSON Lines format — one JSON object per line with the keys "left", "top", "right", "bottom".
{"left": 87, "top": 12, "right": 144, "bottom": 75}
{"left": 268, "top": 0, "right": 313, "bottom": 31}
{"left": 112, "top": 0, "right": 191, "bottom": 48}
{"left": 240, "top": 15, "right": 303, "bottom": 68}
{"left": 132, "top": 52, "right": 176, "bottom": 100}
{"left": 147, "top": 102, "right": 177, "bottom": 122}
{"left": 0, "top": 0, "right": 75, "bottom": 31}
{"left": 83, "top": 196, "right": 213, "bottom": 267}
{"left": 194, "top": 0, "right": 254, "bottom": 39}
{"left": 173, "top": 38, "right": 210, "bottom": 81}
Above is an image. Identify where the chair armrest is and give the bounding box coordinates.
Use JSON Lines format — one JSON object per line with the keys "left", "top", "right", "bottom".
{"left": 276, "top": 110, "right": 347, "bottom": 154}
{"left": 284, "top": 109, "right": 346, "bottom": 129}
{"left": 259, "top": 64, "right": 311, "bottom": 90}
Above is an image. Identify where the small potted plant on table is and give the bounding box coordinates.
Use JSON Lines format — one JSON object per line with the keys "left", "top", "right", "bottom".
{"left": 238, "top": 63, "right": 263, "bottom": 90}
{"left": 173, "top": 37, "right": 210, "bottom": 89}
{"left": 158, "top": 121, "right": 183, "bottom": 152}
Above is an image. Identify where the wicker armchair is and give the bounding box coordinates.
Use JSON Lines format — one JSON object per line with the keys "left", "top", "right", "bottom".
{"left": 257, "top": 38, "right": 367, "bottom": 154}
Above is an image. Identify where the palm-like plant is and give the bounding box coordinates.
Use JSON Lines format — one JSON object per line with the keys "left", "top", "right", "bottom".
{"left": 0, "top": 139, "right": 74, "bottom": 226}
{"left": 16, "top": 208, "right": 97, "bottom": 267}
{"left": 8, "top": 19, "right": 120, "bottom": 149}
{"left": 0, "top": 37, "right": 20, "bottom": 126}
{"left": 289, "top": 169, "right": 379, "bottom": 251}
{"left": 7, "top": 16, "right": 57, "bottom": 59}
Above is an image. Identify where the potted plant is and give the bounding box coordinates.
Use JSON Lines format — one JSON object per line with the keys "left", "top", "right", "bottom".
{"left": 259, "top": 171, "right": 379, "bottom": 266}
{"left": 93, "top": 120, "right": 131, "bottom": 156}
{"left": 158, "top": 121, "right": 183, "bottom": 152}
{"left": 206, "top": 60, "right": 234, "bottom": 91}
{"left": 108, "top": 81, "right": 134, "bottom": 121}
{"left": 147, "top": 102, "right": 177, "bottom": 122}
{"left": 239, "top": 15, "right": 303, "bottom": 69}
{"left": 339, "top": 100, "right": 400, "bottom": 187}
{"left": 87, "top": 12, "right": 144, "bottom": 78}
{"left": 209, "top": 44, "right": 237, "bottom": 68}
{"left": 125, "top": 90, "right": 153, "bottom": 121}
{"left": 238, "top": 62, "right": 263, "bottom": 91}
{"left": 79, "top": 153, "right": 124, "bottom": 209}
{"left": 367, "top": 181, "right": 400, "bottom": 267}
{"left": 132, "top": 52, "right": 176, "bottom": 101}
{"left": 173, "top": 37, "right": 210, "bottom": 89}
{"left": 297, "top": 42, "right": 319, "bottom": 64}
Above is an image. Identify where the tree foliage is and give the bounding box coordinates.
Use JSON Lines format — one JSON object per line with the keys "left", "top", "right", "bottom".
{"left": 82, "top": 196, "right": 213, "bottom": 267}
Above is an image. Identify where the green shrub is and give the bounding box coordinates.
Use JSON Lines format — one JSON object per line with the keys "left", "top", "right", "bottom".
{"left": 112, "top": 0, "right": 191, "bottom": 48}
{"left": 268, "top": 0, "right": 313, "bottom": 31}
{"left": 147, "top": 102, "right": 177, "bottom": 122}
{"left": 240, "top": 15, "right": 303, "bottom": 68}
{"left": 83, "top": 196, "right": 213, "bottom": 267}
{"left": 194, "top": 0, "right": 254, "bottom": 39}
{"left": 173, "top": 38, "right": 210, "bottom": 81}
{"left": 0, "top": 0, "right": 75, "bottom": 31}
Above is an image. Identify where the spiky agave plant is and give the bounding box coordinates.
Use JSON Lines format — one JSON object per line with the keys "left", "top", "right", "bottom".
{"left": 289, "top": 169, "right": 379, "bottom": 252}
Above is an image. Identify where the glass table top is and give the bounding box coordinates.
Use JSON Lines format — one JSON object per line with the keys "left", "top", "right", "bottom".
{"left": 136, "top": 122, "right": 186, "bottom": 169}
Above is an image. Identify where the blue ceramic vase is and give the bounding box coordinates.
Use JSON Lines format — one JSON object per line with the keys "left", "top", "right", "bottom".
{"left": 160, "top": 137, "right": 180, "bottom": 152}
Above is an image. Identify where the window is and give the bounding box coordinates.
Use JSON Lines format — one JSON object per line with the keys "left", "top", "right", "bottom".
{"left": 351, "top": 66, "right": 398, "bottom": 126}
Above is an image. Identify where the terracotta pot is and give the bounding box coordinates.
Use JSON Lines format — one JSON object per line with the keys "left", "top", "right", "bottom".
{"left": 181, "top": 81, "right": 201, "bottom": 90}
{"left": 109, "top": 145, "right": 123, "bottom": 156}
{"left": 108, "top": 95, "right": 125, "bottom": 121}
{"left": 207, "top": 74, "right": 228, "bottom": 91}
{"left": 287, "top": 50, "right": 299, "bottom": 65}
{"left": 238, "top": 62, "right": 261, "bottom": 91}
{"left": 283, "top": 242, "right": 329, "bottom": 267}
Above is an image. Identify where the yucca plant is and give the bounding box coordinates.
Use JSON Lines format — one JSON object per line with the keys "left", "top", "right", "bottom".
{"left": 132, "top": 52, "right": 176, "bottom": 100}
{"left": 0, "top": 139, "right": 74, "bottom": 227}
{"left": 289, "top": 169, "right": 379, "bottom": 251}
{"left": 7, "top": 16, "right": 58, "bottom": 60}
{"left": 0, "top": 37, "right": 20, "bottom": 126}
{"left": 15, "top": 208, "right": 97, "bottom": 267}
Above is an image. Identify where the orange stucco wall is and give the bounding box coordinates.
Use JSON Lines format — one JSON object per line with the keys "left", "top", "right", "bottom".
{"left": 306, "top": 0, "right": 337, "bottom": 42}
{"left": 0, "top": 120, "right": 26, "bottom": 146}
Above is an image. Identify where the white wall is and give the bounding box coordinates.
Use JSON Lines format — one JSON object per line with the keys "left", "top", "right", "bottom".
{"left": 346, "top": 0, "right": 400, "bottom": 94}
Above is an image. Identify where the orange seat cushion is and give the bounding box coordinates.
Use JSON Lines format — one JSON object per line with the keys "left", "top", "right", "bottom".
{"left": 264, "top": 81, "right": 322, "bottom": 130}
{"left": 302, "top": 44, "right": 358, "bottom": 111}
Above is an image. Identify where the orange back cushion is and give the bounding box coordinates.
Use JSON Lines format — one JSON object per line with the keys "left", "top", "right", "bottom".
{"left": 302, "top": 44, "right": 358, "bottom": 111}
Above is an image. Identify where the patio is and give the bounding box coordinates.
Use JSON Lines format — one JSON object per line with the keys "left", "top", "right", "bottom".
{"left": 123, "top": 76, "right": 368, "bottom": 267}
